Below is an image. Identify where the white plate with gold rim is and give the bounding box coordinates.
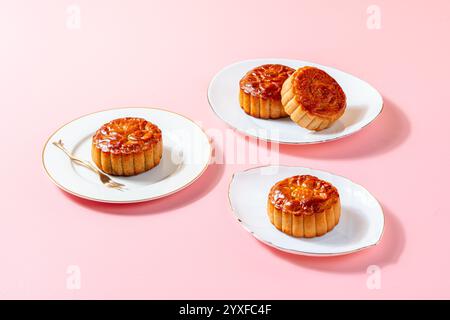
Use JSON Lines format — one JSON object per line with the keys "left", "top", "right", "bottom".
{"left": 42, "top": 107, "right": 211, "bottom": 203}
{"left": 228, "top": 165, "right": 384, "bottom": 256}
{"left": 208, "top": 58, "right": 383, "bottom": 144}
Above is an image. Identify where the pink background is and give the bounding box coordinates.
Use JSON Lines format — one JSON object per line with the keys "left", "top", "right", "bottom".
{"left": 1, "top": 0, "right": 449, "bottom": 299}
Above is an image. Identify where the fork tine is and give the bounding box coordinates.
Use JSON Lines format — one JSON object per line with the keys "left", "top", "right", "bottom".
{"left": 110, "top": 181, "right": 126, "bottom": 188}
{"left": 54, "top": 139, "right": 127, "bottom": 191}
{"left": 108, "top": 182, "right": 126, "bottom": 191}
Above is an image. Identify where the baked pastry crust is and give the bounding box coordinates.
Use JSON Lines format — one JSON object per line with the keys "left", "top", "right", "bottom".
{"left": 91, "top": 117, "right": 162, "bottom": 176}
{"left": 239, "top": 64, "right": 295, "bottom": 119}
{"left": 267, "top": 175, "right": 341, "bottom": 238}
{"left": 281, "top": 66, "right": 346, "bottom": 131}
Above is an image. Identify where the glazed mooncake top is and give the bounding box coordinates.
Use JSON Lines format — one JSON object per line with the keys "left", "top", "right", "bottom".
{"left": 240, "top": 64, "right": 295, "bottom": 99}
{"left": 268, "top": 175, "right": 339, "bottom": 215}
{"left": 292, "top": 66, "right": 346, "bottom": 118}
{"left": 92, "top": 117, "right": 162, "bottom": 154}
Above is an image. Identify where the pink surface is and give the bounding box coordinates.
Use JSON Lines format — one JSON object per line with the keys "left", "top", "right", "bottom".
{"left": 1, "top": 0, "right": 449, "bottom": 299}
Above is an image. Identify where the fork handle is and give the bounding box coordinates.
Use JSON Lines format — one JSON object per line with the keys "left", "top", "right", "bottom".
{"left": 53, "top": 142, "right": 100, "bottom": 174}
{"left": 71, "top": 157, "right": 99, "bottom": 174}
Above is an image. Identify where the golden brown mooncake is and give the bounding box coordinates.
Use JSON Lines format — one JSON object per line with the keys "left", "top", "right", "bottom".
{"left": 267, "top": 175, "right": 341, "bottom": 238}
{"left": 239, "top": 64, "right": 295, "bottom": 119}
{"left": 91, "top": 117, "right": 162, "bottom": 176}
{"left": 281, "top": 66, "right": 346, "bottom": 131}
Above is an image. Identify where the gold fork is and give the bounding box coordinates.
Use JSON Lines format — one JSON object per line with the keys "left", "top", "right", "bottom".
{"left": 52, "top": 139, "right": 126, "bottom": 191}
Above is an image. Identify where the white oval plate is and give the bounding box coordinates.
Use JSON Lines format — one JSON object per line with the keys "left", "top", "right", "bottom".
{"left": 208, "top": 58, "right": 383, "bottom": 144}
{"left": 229, "top": 165, "right": 384, "bottom": 256}
{"left": 43, "top": 107, "right": 211, "bottom": 203}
